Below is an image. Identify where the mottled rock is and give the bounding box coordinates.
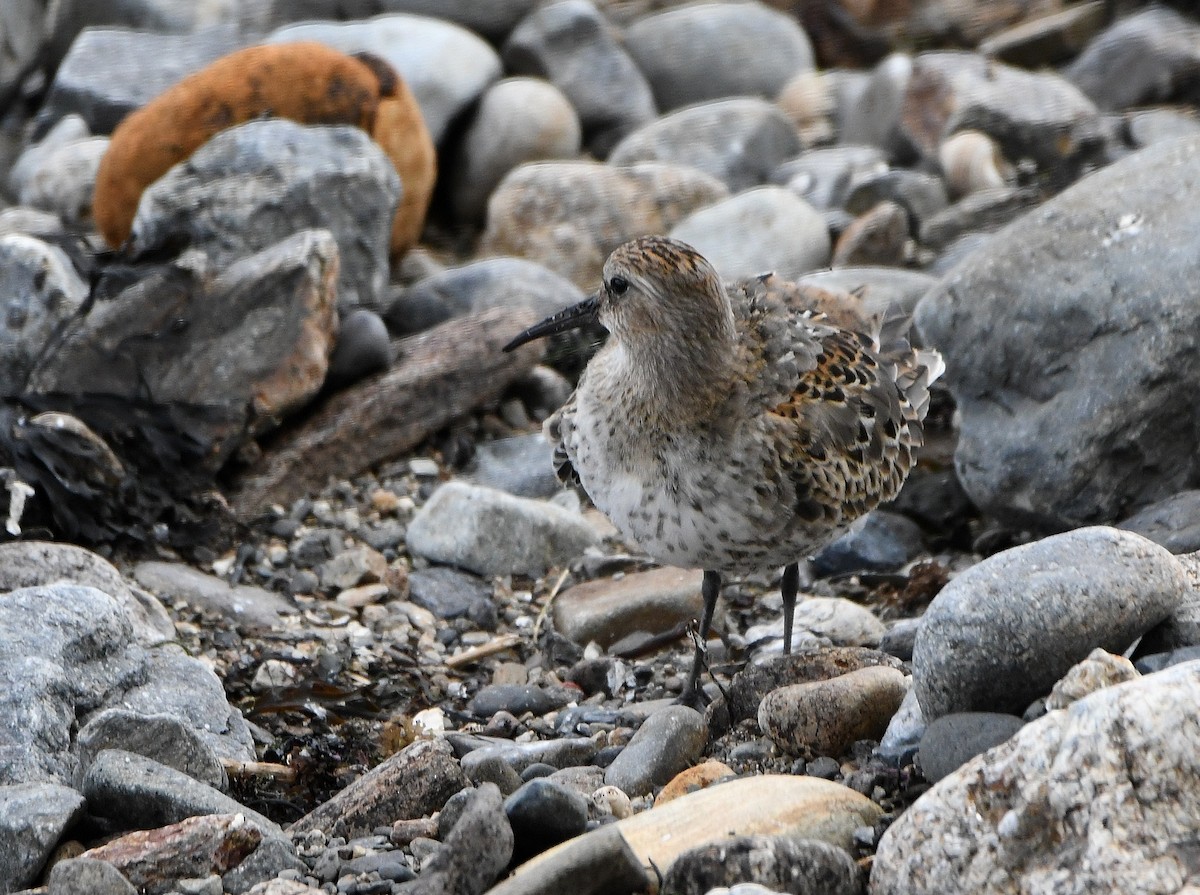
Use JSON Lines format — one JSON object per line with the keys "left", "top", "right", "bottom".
{"left": 872, "top": 661, "right": 1200, "bottom": 895}
{"left": 481, "top": 160, "right": 728, "bottom": 289}
{"left": 128, "top": 120, "right": 396, "bottom": 313}
{"left": 625, "top": 3, "right": 814, "bottom": 111}
{"left": 407, "top": 784, "right": 513, "bottom": 895}
{"left": 916, "top": 136, "right": 1200, "bottom": 527}
{"left": 610, "top": 99, "right": 801, "bottom": 193}
{"left": 290, "top": 738, "right": 469, "bottom": 839}
{"left": 450, "top": 78, "right": 581, "bottom": 222}
{"left": 406, "top": 481, "right": 598, "bottom": 577}
{"left": 503, "top": 2, "right": 654, "bottom": 156}
{"left": 912, "top": 527, "right": 1186, "bottom": 720}
{"left": 745, "top": 596, "right": 888, "bottom": 655}
{"left": 80, "top": 813, "right": 265, "bottom": 895}
{"left": 0, "top": 233, "right": 88, "bottom": 396}
{"left": 759, "top": 666, "right": 909, "bottom": 756}
{"left": 662, "top": 835, "right": 862, "bottom": 895}
{"left": 604, "top": 705, "right": 707, "bottom": 796}
{"left": 1044, "top": 648, "right": 1139, "bottom": 711}
{"left": 916, "top": 712, "right": 1025, "bottom": 783}
{"left": 0, "top": 782, "right": 86, "bottom": 892}
{"left": 669, "top": 186, "right": 830, "bottom": 280}
{"left": 655, "top": 759, "right": 734, "bottom": 806}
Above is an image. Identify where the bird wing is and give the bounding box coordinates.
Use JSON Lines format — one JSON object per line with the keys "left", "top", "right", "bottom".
{"left": 543, "top": 395, "right": 581, "bottom": 488}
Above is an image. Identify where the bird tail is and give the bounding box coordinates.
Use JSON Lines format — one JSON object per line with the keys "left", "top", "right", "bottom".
{"left": 892, "top": 346, "right": 945, "bottom": 424}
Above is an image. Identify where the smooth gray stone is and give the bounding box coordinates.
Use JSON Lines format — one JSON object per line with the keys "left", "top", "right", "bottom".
{"left": 0, "top": 782, "right": 86, "bottom": 892}
{"left": 604, "top": 705, "right": 706, "bottom": 796}
{"left": 917, "top": 711, "right": 1025, "bottom": 782}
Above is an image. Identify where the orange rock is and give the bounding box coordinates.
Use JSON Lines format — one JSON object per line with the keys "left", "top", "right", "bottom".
{"left": 94, "top": 42, "right": 435, "bottom": 256}
{"left": 654, "top": 759, "right": 735, "bottom": 806}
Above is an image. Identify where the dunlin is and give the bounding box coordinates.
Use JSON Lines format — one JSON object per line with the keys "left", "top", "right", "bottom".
{"left": 505, "top": 235, "right": 943, "bottom": 701}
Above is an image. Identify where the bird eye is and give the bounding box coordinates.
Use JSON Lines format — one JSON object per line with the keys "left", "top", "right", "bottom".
{"left": 608, "top": 276, "right": 629, "bottom": 296}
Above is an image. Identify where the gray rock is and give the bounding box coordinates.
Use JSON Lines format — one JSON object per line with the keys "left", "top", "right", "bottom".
{"left": 0, "top": 206, "right": 65, "bottom": 239}
{"left": 469, "top": 684, "right": 574, "bottom": 718}
{"left": 900, "top": 51, "right": 1105, "bottom": 188}
{"left": 1066, "top": 7, "right": 1200, "bottom": 112}
{"left": 916, "top": 712, "right": 1025, "bottom": 782}
{"left": 812, "top": 510, "right": 926, "bottom": 577}
{"left": 875, "top": 688, "right": 926, "bottom": 765}
{"left": 456, "top": 736, "right": 598, "bottom": 778}
{"left": 845, "top": 169, "right": 948, "bottom": 230}
{"left": 504, "top": 778, "right": 589, "bottom": 857}
{"left": 841, "top": 53, "right": 913, "bottom": 156}
{"left": 327, "top": 309, "right": 394, "bottom": 386}
{"left": 669, "top": 186, "right": 830, "bottom": 280}
{"left": 831, "top": 200, "right": 909, "bottom": 268}
{"left": 604, "top": 705, "right": 706, "bottom": 796}
{"left": 75, "top": 709, "right": 226, "bottom": 790}
{"left": 879, "top": 617, "right": 922, "bottom": 662}
{"left": 1125, "top": 107, "right": 1200, "bottom": 150}
{"left": 450, "top": 78, "right": 581, "bottom": 223}
{"left": 220, "top": 835, "right": 308, "bottom": 895}
{"left": 1138, "top": 553, "right": 1200, "bottom": 655}
{"left": 609, "top": 98, "right": 801, "bottom": 193}
{"left": 0, "top": 782, "right": 86, "bottom": 892}
{"left": 772, "top": 145, "right": 889, "bottom": 210}
{"left": 387, "top": 257, "right": 584, "bottom": 336}
{"left": 745, "top": 596, "right": 888, "bottom": 654}
{"left": 0, "top": 233, "right": 88, "bottom": 395}
{"left": 405, "top": 481, "right": 599, "bottom": 577}
{"left": 552, "top": 567, "right": 704, "bottom": 650}
{"left": 503, "top": 1, "right": 654, "bottom": 157}
{"left": 7, "top": 114, "right": 88, "bottom": 197}
{"left": 407, "top": 566, "right": 493, "bottom": 621}
{"left": 462, "top": 433, "right": 561, "bottom": 499}
{"left": 0, "top": 541, "right": 174, "bottom": 644}
{"left": 464, "top": 755, "right": 524, "bottom": 796}
{"left": 129, "top": 119, "right": 397, "bottom": 314}
{"left": 1, "top": 0, "right": 56, "bottom": 113}
{"left": 48, "top": 856, "right": 138, "bottom": 895}
{"left": 39, "top": 25, "right": 246, "bottom": 135}
{"left": 918, "top": 185, "right": 1041, "bottom": 252}
{"left": 872, "top": 660, "right": 1200, "bottom": 895}
{"left": 267, "top": 15, "right": 501, "bottom": 144}
{"left": 624, "top": 2, "right": 814, "bottom": 112}
{"left": 83, "top": 749, "right": 278, "bottom": 834}
{"left": 132, "top": 561, "right": 295, "bottom": 634}
{"left": 1135, "top": 644, "right": 1200, "bottom": 674}
{"left": 912, "top": 527, "right": 1187, "bottom": 720}
{"left": 481, "top": 159, "right": 728, "bottom": 290}
{"left": 356, "top": 1, "right": 538, "bottom": 41}
{"left": 18, "top": 136, "right": 107, "bottom": 227}
{"left": 29, "top": 230, "right": 339, "bottom": 457}
{"left": 663, "top": 835, "right": 861, "bottom": 895}
{"left": 405, "top": 783, "right": 512, "bottom": 895}
{"left": 915, "top": 136, "right": 1200, "bottom": 527}
{"left": 1117, "top": 490, "right": 1200, "bottom": 554}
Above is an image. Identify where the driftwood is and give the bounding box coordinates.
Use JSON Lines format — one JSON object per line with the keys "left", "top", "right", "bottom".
{"left": 230, "top": 307, "right": 542, "bottom": 518}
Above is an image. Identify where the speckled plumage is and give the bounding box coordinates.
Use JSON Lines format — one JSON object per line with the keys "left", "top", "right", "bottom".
{"left": 506, "top": 235, "right": 943, "bottom": 700}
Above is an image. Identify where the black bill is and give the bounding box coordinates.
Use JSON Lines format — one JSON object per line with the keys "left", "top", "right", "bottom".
{"left": 502, "top": 294, "right": 600, "bottom": 352}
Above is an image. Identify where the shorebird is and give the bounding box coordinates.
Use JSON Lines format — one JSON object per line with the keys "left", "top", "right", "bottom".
{"left": 505, "top": 236, "right": 942, "bottom": 702}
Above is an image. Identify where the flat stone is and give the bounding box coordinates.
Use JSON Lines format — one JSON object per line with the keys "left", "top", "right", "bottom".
{"left": 0, "top": 782, "right": 87, "bottom": 892}
{"left": 75, "top": 709, "right": 227, "bottom": 790}
{"left": 133, "top": 562, "right": 295, "bottom": 634}
{"left": 553, "top": 567, "right": 704, "bottom": 649}
{"left": 48, "top": 856, "right": 138, "bottom": 895}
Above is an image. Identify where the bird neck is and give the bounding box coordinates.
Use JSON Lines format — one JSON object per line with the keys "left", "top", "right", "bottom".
{"left": 613, "top": 315, "right": 738, "bottom": 421}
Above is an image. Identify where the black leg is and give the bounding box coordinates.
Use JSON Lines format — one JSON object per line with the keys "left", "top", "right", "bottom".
{"left": 681, "top": 570, "right": 722, "bottom": 706}
{"left": 781, "top": 563, "right": 799, "bottom": 655}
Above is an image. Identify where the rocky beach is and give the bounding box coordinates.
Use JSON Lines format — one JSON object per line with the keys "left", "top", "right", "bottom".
{"left": 4, "top": 1, "right": 1200, "bottom": 893}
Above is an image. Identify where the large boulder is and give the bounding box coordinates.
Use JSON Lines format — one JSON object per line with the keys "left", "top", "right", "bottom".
{"left": 916, "top": 136, "right": 1200, "bottom": 529}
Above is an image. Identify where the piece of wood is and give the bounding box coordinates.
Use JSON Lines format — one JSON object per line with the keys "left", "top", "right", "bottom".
{"left": 230, "top": 307, "right": 542, "bottom": 517}
{"left": 445, "top": 633, "right": 523, "bottom": 669}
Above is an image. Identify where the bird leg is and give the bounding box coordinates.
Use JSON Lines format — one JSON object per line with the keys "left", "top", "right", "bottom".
{"left": 781, "top": 562, "right": 799, "bottom": 655}
{"left": 680, "top": 570, "right": 722, "bottom": 707}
